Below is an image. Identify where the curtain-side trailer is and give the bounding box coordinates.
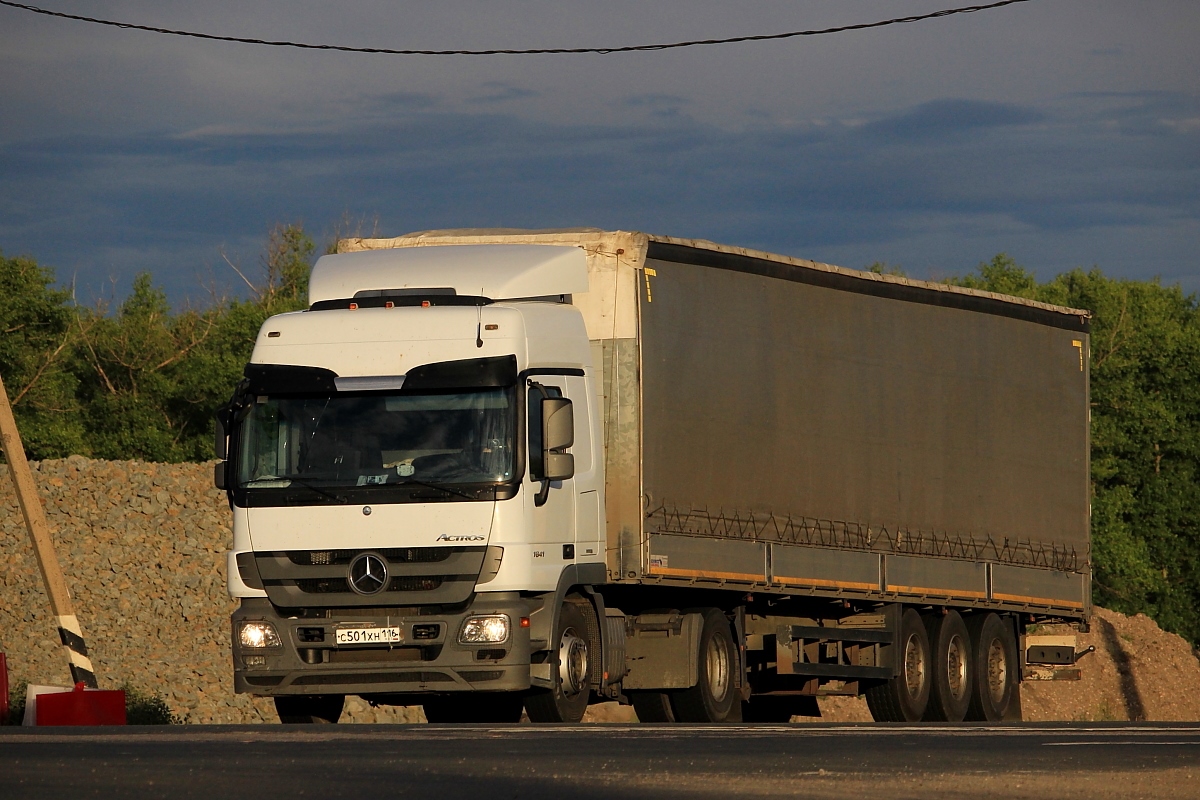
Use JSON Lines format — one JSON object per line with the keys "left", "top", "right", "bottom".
{"left": 218, "top": 228, "right": 1091, "bottom": 724}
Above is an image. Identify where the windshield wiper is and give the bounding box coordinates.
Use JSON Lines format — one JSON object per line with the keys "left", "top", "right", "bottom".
{"left": 281, "top": 476, "right": 348, "bottom": 504}
{"left": 394, "top": 478, "right": 479, "bottom": 502}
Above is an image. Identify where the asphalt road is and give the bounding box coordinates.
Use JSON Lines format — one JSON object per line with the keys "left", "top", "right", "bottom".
{"left": 4, "top": 723, "right": 1200, "bottom": 800}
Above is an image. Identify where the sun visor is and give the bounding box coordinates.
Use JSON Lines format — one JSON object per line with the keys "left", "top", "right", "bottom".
{"left": 402, "top": 356, "right": 518, "bottom": 392}
{"left": 244, "top": 363, "right": 338, "bottom": 395}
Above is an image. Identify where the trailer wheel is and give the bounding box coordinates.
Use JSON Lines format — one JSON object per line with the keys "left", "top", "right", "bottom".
{"left": 965, "top": 613, "right": 1018, "bottom": 721}
{"left": 923, "top": 610, "right": 972, "bottom": 722}
{"left": 670, "top": 609, "right": 740, "bottom": 723}
{"left": 422, "top": 692, "right": 525, "bottom": 723}
{"left": 629, "top": 691, "right": 677, "bottom": 722}
{"left": 865, "top": 608, "right": 930, "bottom": 722}
{"left": 524, "top": 599, "right": 594, "bottom": 723}
{"left": 274, "top": 694, "right": 344, "bottom": 724}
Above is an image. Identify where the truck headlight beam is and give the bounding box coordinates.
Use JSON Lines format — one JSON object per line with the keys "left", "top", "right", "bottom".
{"left": 239, "top": 620, "right": 282, "bottom": 649}
{"left": 458, "top": 614, "right": 511, "bottom": 644}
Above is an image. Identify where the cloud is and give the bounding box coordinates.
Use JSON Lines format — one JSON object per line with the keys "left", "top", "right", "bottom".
{"left": 1, "top": 88, "right": 1197, "bottom": 304}
{"left": 861, "top": 99, "right": 1046, "bottom": 140}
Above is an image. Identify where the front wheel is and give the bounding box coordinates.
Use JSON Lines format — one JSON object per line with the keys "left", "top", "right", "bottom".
{"left": 524, "top": 599, "right": 595, "bottom": 723}
{"left": 274, "top": 694, "right": 344, "bottom": 724}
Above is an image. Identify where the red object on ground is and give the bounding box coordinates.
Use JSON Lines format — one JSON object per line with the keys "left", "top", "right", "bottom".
{"left": 36, "top": 683, "right": 126, "bottom": 726}
{"left": 0, "top": 653, "right": 9, "bottom": 722}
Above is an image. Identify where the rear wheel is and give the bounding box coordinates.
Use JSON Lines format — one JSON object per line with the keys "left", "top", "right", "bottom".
{"left": 422, "top": 692, "right": 524, "bottom": 723}
{"left": 629, "top": 691, "right": 677, "bottom": 722}
{"left": 923, "top": 610, "right": 972, "bottom": 722}
{"left": 525, "top": 599, "right": 594, "bottom": 723}
{"left": 965, "top": 613, "right": 1018, "bottom": 722}
{"left": 670, "top": 609, "right": 740, "bottom": 723}
{"left": 274, "top": 694, "right": 344, "bottom": 724}
{"left": 865, "top": 608, "right": 931, "bottom": 722}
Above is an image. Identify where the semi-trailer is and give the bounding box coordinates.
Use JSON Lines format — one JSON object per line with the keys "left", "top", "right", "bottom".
{"left": 216, "top": 228, "right": 1092, "bottom": 723}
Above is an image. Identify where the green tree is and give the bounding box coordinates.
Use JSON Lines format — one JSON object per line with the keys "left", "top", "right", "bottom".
{"left": 951, "top": 255, "right": 1200, "bottom": 642}
{"left": 0, "top": 251, "right": 86, "bottom": 458}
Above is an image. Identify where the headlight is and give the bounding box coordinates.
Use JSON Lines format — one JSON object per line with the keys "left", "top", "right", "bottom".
{"left": 458, "top": 614, "right": 510, "bottom": 644}
{"left": 239, "top": 620, "right": 282, "bottom": 648}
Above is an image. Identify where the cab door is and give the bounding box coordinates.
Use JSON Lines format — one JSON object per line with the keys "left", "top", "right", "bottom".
{"left": 527, "top": 377, "right": 576, "bottom": 552}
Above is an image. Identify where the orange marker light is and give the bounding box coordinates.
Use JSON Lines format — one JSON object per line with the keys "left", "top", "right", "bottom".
{"left": 421, "top": 300, "right": 431, "bottom": 308}
{"left": 519, "top": 617, "right": 530, "bottom": 628}
{"left": 349, "top": 303, "right": 358, "bottom": 310}
{"left": 385, "top": 301, "right": 394, "bottom": 309}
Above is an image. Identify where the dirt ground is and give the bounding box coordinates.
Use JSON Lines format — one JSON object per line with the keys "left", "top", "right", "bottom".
{"left": 583, "top": 605, "right": 1200, "bottom": 723}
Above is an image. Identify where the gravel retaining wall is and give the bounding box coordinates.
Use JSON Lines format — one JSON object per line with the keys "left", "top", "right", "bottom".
{"left": 0, "top": 457, "right": 419, "bottom": 723}
{"left": 6, "top": 458, "right": 1197, "bottom": 725}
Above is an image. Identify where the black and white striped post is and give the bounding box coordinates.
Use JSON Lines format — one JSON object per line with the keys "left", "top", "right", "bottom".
{"left": 0, "top": 374, "right": 98, "bottom": 688}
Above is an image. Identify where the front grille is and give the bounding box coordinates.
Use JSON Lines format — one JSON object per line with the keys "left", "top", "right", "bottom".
{"left": 458, "top": 670, "right": 504, "bottom": 683}
{"left": 296, "top": 578, "right": 351, "bottom": 594}
{"left": 287, "top": 547, "right": 455, "bottom": 566}
{"left": 390, "top": 576, "right": 444, "bottom": 592}
{"left": 327, "top": 648, "right": 423, "bottom": 664}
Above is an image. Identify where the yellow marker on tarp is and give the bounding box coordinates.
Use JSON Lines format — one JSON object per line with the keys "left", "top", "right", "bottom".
{"left": 1071, "top": 340, "right": 1083, "bottom": 371}
{"left": 644, "top": 267, "right": 656, "bottom": 302}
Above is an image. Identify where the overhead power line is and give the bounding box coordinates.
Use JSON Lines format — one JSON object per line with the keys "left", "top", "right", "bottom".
{"left": 0, "top": 0, "right": 1034, "bottom": 56}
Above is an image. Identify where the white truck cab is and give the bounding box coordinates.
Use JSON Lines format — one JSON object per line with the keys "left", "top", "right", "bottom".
{"left": 220, "top": 243, "right": 607, "bottom": 722}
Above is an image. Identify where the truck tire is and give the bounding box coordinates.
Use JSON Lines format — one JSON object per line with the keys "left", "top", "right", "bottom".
{"left": 629, "top": 691, "right": 677, "bottom": 722}
{"left": 669, "top": 608, "right": 740, "bottom": 723}
{"left": 524, "top": 599, "right": 594, "bottom": 723}
{"left": 965, "top": 613, "right": 1018, "bottom": 722}
{"left": 422, "top": 692, "right": 524, "bottom": 723}
{"left": 274, "top": 694, "right": 344, "bottom": 724}
{"left": 865, "top": 608, "right": 930, "bottom": 722}
{"left": 923, "top": 610, "right": 972, "bottom": 722}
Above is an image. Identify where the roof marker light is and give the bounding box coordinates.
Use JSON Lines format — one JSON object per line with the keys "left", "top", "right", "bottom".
{"left": 349, "top": 302, "right": 358, "bottom": 310}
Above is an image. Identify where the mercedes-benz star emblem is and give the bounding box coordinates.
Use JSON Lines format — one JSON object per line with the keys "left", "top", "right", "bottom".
{"left": 347, "top": 552, "right": 388, "bottom": 595}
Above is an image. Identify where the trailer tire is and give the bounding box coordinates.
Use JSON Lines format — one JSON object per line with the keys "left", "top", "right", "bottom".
{"left": 629, "top": 691, "right": 677, "bottom": 722}
{"left": 669, "top": 609, "right": 740, "bottom": 723}
{"left": 274, "top": 694, "right": 344, "bottom": 724}
{"left": 865, "top": 608, "right": 931, "bottom": 722}
{"left": 422, "top": 692, "right": 525, "bottom": 723}
{"left": 965, "top": 613, "right": 1018, "bottom": 722}
{"left": 524, "top": 599, "right": 594, "bottom": 723}
{"left": 923, "top": 610, "right": 972, "bottom": 722}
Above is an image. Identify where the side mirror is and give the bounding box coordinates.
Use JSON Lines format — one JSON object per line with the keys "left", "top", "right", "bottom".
{"left": 213, "top": 461, "right": 228, "bottom": 491}
{"left": 214, "top": 416, "right": 227, "bottom": 460}
{"left": 541, "top": 397, "right": 575, "bottom": 481}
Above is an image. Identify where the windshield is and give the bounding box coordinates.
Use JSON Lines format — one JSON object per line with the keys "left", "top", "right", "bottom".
{"left": 236, "top": 388, "right": 516, "bottom": 490}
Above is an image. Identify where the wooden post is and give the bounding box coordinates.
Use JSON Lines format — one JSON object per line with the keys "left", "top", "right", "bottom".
{"left": 0, "top": 373, "right": 97, "bottom": 688}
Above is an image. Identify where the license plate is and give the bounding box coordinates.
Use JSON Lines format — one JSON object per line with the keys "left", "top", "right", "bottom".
{"left": 335, "top": 626, "right": 402, "bottom": 645}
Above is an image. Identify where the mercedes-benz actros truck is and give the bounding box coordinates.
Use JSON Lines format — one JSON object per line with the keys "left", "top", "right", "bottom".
{"left": 216, "top": 228, "right": 1092, "bottom": 724}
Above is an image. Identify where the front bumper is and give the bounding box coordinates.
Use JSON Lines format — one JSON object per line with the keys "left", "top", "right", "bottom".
{"left": 232, "top": 593, "right": 533, "bottom": 696}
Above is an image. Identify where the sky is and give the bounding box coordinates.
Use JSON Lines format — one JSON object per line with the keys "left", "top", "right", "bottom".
{"left": 0, "top": 0, "right": 1197, "bottom": 305}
